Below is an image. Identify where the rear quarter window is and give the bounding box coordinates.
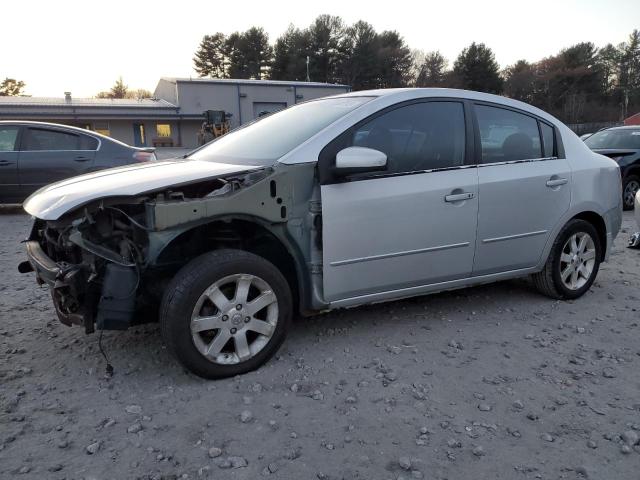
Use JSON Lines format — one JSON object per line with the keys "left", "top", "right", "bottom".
{"left": 540, "top": 122, "right": 555, "bottom": 157}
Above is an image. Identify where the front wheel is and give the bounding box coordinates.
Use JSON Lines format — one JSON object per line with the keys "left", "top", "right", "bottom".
{"left": 532, "top": 219, "right": 601, "bottom": 300}
{"left": 160, "top": 250, "right": 292, "bottom": 379}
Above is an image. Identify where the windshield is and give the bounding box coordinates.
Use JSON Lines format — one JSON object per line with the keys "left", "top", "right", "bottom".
{"left": 585, "top": 129, "right": 640, "bottom": 150}
{"left": 188, "top": 96, "right": 371, "bottom": 165}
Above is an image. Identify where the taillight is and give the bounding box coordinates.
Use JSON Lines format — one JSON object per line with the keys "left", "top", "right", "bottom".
{"left": 133, "top": 151, "right": 156, "bottom": 162}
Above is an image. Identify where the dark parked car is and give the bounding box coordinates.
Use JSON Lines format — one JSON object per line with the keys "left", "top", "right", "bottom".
{"left": 584, "top": 126, "right": 640, "bottom": 210}
{"left": 0, "top": 121, "right": 156, "bottom": 203}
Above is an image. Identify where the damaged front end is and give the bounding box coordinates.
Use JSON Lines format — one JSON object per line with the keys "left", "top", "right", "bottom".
{"left": 22, "top": 202, "right": 148, "bottom": 333}
{"left": 20, "top": 164, "right": 312, "bottom": 333}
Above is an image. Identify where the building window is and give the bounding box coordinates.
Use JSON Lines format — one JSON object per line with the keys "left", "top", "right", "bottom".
{"left": 94, "top": 122, "right": 110, "bottom": 137}
{"left": 156, "top": 124, "right": 171, "bottom": 137}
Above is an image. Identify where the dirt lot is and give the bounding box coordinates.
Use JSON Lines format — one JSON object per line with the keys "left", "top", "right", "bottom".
{"left": 1, "top": 208, "right": 639, "bottom": 480}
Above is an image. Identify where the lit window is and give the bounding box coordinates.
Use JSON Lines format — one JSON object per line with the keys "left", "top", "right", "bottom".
{"left": 94, "top": 122, "right": 110, "bottom": 137}
{"left": 157, "top": 124, "right": 171, "bottom": 137}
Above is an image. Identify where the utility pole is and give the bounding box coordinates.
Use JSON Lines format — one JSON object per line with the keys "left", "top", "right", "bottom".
{"left": 306, "top": 56, "right": 310, "bottom": 82}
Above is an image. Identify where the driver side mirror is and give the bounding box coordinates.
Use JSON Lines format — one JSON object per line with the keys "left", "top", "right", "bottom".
{"left": 334, "top": 146, "right": 387, "bottom": 176}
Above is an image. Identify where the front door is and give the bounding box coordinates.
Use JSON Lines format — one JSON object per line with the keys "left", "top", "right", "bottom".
{"left": 18, "top": 127, "right": 96, "bottom": 197}
{"left": 133, "top": 123, "right": 146, "bottom": 147}
{"left": 472, "top": 103, "right": 571, "bottom": 275}
{"left": 0, "top": 125, "right": 21, "bottom": 202}
{"left": 320, "top": 100, "right": 478, "bottom": 303}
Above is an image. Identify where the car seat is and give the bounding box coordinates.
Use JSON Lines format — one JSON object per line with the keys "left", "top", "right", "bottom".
{"left": 502, "top": 132, "right": 535, "bottom": 161}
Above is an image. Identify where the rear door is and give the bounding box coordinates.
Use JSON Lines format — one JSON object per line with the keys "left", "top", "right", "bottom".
{"left": 0, "top": 125, "right": 21, "bottom": 202}
{"left": 472, "top": 103, "right": 571, "bottom": 275}
{"left": 18, "top": 127, "right": 97, "bottom": 197}
{"left": 320, "top": 100, "right": 479, "bottom": 303}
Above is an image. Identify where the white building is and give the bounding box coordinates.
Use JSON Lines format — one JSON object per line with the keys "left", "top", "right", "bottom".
{"left": 0, "top": 78, "right": 350, "bottom": 149}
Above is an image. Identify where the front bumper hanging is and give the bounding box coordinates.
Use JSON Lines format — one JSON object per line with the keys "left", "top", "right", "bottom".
{"left": 21, "top": 240, "right": 137, "bottom": 332}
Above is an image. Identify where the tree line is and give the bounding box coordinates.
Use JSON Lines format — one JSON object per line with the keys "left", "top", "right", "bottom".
{"left": 95, "top": 77, "right": 153, "bottom": 99}
{"left": 194, "top": 16, "right": 640, "bottom": 123}
{"left": 0, "top": 75, "right": 152, "bottom": 100}
{"left": 0, "top": 78, "right": 26, "bottom": 96}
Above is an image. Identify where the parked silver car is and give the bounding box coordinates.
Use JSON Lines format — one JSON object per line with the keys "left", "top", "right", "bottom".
{"left": 21, "top": 89, "right": 622, "bottom": 379}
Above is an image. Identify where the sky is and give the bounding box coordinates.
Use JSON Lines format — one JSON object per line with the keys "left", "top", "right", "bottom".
{"left": 2, "top": 0, "right": 639, "bottom": 97}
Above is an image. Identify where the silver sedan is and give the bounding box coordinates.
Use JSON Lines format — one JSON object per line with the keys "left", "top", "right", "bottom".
{"left": 23, "top": 88, "right": 623, "bottom": 379}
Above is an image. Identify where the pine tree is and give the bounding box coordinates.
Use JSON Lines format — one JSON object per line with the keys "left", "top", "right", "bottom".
{"left": 452, "top": 43, "right": 503, "bottom": 93}
{"left": 0, "top": 78, "right": 26, "bottom": 96}
{"left": 110, "top": 77, "right": 128, "bottom": 99}
{"left": 193, "top": 33, "right": 228, "bottom": 78}
{"left": 415, "top": 51, "right": 447, "bottom": 87}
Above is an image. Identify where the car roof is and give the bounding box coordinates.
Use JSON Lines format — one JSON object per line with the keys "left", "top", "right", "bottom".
{"left": 330, "top": 88, "right": 561, "bottom": 125}
{"left": 0, "top": 120, "right": 130, "bottom": 146}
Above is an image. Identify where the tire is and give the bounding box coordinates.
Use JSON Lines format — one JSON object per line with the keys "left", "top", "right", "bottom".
{"left": 532, "top": 219, "right": 602, "bottom": 300}
{"left": 622, "top": 175, "right": 640, "bottom": 211}
{"left": 160, "top": 249, "right": 292, "bottom": 379}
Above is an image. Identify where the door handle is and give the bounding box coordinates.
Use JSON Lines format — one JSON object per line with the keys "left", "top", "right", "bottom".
{"left": 546, "top": 178, "right": 568, "bottom": 188}
{"left": 444, "top": 192, "right": 475, "bottom": 203}
{"left": 74, "top": 156, "right": 91, "bottom": 162}
{"left": 0, "top": 160, "right": 12, "bottom": 166}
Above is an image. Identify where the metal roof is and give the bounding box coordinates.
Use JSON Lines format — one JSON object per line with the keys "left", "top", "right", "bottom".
{"left": 161, "top": 77, "right": 349, "bottom": 88}
{"left": 0, "top": 96, "right": 177, "bottom": 108}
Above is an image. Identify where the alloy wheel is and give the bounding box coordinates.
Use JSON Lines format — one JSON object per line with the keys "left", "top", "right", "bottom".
{"left": 190, "top": 273, "right": 278, "bottom": 365}
{"left": 624, "top": 179, "right": 639, "bottom": 208}
{"left": 559, "top": 232, "right": 596, "bottom": 291}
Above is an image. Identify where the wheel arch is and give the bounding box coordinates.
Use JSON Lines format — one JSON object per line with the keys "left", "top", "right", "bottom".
{"left": 538, "top": 206, "right": 610, "bottom": 270}
{"left": 622, "top": 165, "right": 640, "bottom": 179}
{"left": 153, "top": 215, "right": 310, "bottom": 315}
{"left": 569, "top": 211, "right": 607, "bottom": 261}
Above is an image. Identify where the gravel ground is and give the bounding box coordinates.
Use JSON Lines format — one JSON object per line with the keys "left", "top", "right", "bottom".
{"left": 1, "top": 208, "right": 639, "bottom": 480}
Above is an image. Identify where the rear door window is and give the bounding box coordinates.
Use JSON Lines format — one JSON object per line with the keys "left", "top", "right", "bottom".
{"left": 475, "top": 105, "right": 543, "bottom": 163}
{"left": 23, "top": 128, "right": 79, "bottom": 151}
{"left": 0, "top": 126, "right": 19, "bottom": 151}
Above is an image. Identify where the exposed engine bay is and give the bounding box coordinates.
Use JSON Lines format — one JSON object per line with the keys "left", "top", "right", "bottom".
{"left": 28, "top": 202, "right": 150, "bottom": 332}
{"left": 21, "top": 164, "right": 320, "bottom": 333}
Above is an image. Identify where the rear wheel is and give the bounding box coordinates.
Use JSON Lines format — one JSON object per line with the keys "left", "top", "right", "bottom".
{"left": 160, "top": 250, "right": 292, "bottom": 379}
{"left": 622, "top": 175, "right": 640, "bottom": 210}
{"left": 532, "top": 219, "right": 601, "bottom": 300}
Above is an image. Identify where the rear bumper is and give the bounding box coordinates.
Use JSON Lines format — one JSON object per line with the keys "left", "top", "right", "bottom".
{"left": 604, "top": 203, "right": 622, "bottom": 262}
{"left": 603, "top": 204, "right": 623, "bottom": 262}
